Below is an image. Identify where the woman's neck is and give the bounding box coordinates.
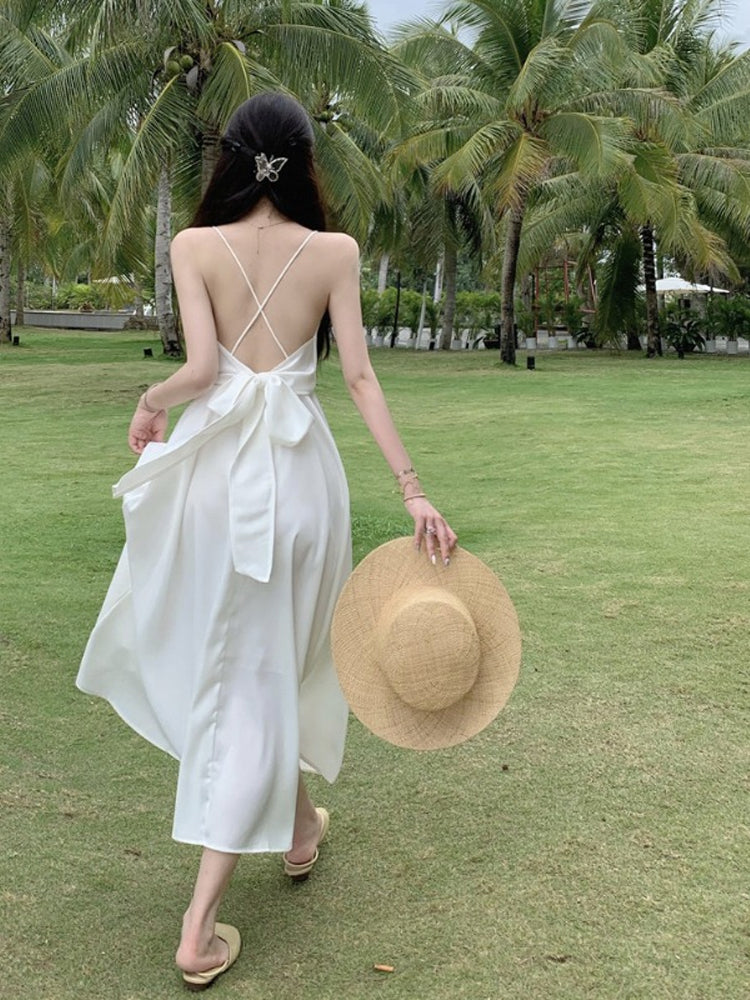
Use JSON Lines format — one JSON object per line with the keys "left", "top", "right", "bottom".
{"left": 245, "top": 199, "right": 289, "bottom": 228}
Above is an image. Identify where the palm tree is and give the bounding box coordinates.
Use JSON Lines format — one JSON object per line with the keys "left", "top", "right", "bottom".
{"left": 391, "top": 26, "right": 496, "bottom": 351}
{"left": 599, "top": 0, "right": 750, "bottom": 353}
{"left": 1, "top": 1, "right": 414, "bottom": 350}
{"left": 518, "top": 4, "right": 750, "bottom": 354}
{"left": 0, "top": 1, "right": 70, "bottom": 337}
{"left": 394, "top": 0, "right": 632, "bottom": 363}
{"left": 0, "top": 187, "right": 10, "bottom": 340}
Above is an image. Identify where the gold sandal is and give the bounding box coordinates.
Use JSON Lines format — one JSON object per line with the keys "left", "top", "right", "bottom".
{"left": 283, "top": 807, "right": 330, "bottom": 882}
{"left": 182, "top": 923, "right": 241, "bottom": 992}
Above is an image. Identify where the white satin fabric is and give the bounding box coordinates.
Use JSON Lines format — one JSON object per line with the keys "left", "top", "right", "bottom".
{"left": 77, "top": 338, "right": 351, "bottom": 853}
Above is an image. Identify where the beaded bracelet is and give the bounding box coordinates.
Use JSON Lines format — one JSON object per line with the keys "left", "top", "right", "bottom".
{"left": 394, "top": 466, "right": 418, "bottom": 484}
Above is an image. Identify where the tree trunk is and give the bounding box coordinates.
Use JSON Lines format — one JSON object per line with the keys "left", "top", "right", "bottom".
{"left": 500, "top": 202, "right": 525, "bottom": 365}
{"left": 641, "top": 224, "right": 662, "bottom": 357}
{"left": 0, "top": 206, "right": 10, "bottom": 341}
{"left": 155, "top": 167, "right": 180, "bottom": 356}
{"left": 438, "top": 242, "right": 456, "bottom": 350}
{"left": 201, "top": 124, "right": 221, "bottom": 195}
{"left": 416, "top": 279, "right": 427, "bottom": 349}
{"left": 433, "top": 256, "right": 443, "bottom": 302}
{"left": 134, "top": 280, "right": 144, "bottom": 319}
{"left": 377, "top": 252, "right": 389, "bottom": 294}
{"left": 16, "top": 260, "right": 25, "bottom": 326}
{"left": 389, "top": 270, "right": 401, "bottom": 347}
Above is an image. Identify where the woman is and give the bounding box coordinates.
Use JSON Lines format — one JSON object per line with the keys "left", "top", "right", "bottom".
{"left": 77, "top": 91, "right": 456, "bottom": 989}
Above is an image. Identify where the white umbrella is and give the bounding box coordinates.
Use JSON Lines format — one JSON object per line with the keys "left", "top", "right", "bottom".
{"left": 637, "top": 277, "right": 730, "bottom": 294}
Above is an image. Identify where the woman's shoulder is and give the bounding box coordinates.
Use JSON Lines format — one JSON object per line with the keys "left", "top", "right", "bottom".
{"left": 170, "top": 226, "right": 215, "bottom": 259}
{"left": 312, "top": 230, "right": 360, "bottom": 259}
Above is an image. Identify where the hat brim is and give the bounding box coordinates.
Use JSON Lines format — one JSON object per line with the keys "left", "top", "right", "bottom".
{"left": 331, "top": 538, "right": 521, "bottom": 750}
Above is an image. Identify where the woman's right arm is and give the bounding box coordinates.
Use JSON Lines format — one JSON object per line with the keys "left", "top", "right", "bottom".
{"left": 327, "top": 234, "right": 457, "bottom": 565}
{"left": 127, "top": 230, "right": 219, "bottom": 453}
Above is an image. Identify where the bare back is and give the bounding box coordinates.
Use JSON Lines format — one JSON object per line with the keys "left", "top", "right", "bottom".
{"left": 191, "top": 219, "right": 331, "bottom": 373}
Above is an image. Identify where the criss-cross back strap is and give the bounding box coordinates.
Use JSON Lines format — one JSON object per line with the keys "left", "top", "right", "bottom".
{"left": 213, "top": 226, "right": 317, "bottom": 358}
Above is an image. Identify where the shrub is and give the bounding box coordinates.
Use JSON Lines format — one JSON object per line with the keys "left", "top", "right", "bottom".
{"left": 663, "top": 306, "right": 705, "bottom": 357}
{"left": 704, "top": 294, "right": 750, "bottom": 341}
{"left": 55, "top": 283, "right": 108, "bottom": 310}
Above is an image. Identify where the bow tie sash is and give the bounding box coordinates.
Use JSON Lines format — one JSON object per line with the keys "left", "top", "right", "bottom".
{"left": 113, "top": 367, "right": 316, "bottom": 583}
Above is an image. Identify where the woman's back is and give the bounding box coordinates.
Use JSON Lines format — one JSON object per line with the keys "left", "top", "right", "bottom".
{"left": 181, "top": 219, "right": 341, "bottom": 373}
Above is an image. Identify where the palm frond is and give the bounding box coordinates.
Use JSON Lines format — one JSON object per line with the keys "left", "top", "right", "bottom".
{"left": 687, "top": 49, "right": 750, "bottom": 143}
{"left": 540, "top": 112, "right": 630, "bottom": 177}
{"left": 505, "top": 36, "right": 571, "bottom": 113}
{"left": 314, "top": 121, "right": 385, "bottom": 240}
{"left": 196, "top": 42, "right": 257, "bottom": 129}
{"left": 259, "top": 6, "right": 415, "bottom": 135}
{"left": 101, "top": 77, "right": 196, "bottom": 260}
{"left": 415, "top": 83, "right": 503, "bottom": 122}
{"left": 491, "top": 132, "right": 550, "bottom": 209}
{"left": 593, "top": 224, "right": 642, "bottom": 341}
{"left": 582, "top": 84, "right": 695, "bottom": 148}
{"left": 431, "top": 120, "right": 521, "bottom": 192}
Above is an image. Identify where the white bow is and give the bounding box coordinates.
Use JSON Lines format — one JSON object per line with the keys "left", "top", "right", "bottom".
{"left": 114, "top": 364, "right": 315, "bottom": 583}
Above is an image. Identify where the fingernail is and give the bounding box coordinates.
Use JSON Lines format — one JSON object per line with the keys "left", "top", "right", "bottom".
{"left": 431, "top": 554, "right": 436, "bottom": 565}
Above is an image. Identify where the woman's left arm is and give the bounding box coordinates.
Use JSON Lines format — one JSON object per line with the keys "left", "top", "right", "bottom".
{"left": 128, "top": 229, "right": 219, "bottom": 454}
{"left": 328, "top": 235, "right": 458, "bottom": 565}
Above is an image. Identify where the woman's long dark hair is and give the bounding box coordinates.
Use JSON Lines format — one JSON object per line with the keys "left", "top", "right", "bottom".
{"left": 192, "top": 92, "right": 331, "bottom": 358}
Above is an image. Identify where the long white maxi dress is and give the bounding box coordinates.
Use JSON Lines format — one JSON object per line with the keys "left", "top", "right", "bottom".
{"left": 77, "top": 229, "right": 351, "bottom": 854}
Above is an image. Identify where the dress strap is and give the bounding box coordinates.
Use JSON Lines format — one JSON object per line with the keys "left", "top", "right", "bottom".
{"left": 212, "top": 227, "right": 318, "bottom": 358}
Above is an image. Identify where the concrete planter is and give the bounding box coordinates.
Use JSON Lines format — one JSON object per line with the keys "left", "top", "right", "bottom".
{"left": 726, "top": 339, "right": 739, "bottom": 355}
{"left": 9, "top": 309, "right": 131, "bottom": 331}
{"left": 525, "top": 337, "right": 537, "bottom": 351}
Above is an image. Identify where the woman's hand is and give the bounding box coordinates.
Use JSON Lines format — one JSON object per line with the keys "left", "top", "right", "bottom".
{"left": 404, "top": 496, "right": 458, "bottom": 566}
{"left": 128, "top": 402, "right": 168, "bottom": 455}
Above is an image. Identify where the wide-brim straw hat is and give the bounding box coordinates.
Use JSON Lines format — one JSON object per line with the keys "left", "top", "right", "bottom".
{"left": 331, "top": 538, "right": 521, "bottom": 750}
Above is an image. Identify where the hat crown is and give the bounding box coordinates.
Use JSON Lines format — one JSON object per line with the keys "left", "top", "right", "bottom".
{"left": 375, "top": 587, "right": 481, "bottom": 711}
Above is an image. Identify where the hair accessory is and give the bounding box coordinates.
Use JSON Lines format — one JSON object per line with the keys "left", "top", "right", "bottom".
{"left": 255, "top": 152, "right": 288, "bottom": 183}
{"left": 331, "top": 538, "right": 522, "bottom": 750}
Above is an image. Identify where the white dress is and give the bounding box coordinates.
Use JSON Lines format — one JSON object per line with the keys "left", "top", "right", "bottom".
{"left": 77, "top": 229, "right": 351, "bottom": 854}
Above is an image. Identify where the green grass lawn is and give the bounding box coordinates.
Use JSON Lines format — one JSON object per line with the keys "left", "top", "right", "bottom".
{"left": 1, "top": 329, "right": 748, "bottom": 1000}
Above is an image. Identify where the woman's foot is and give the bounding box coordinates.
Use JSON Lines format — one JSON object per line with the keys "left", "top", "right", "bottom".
{"left": 179, "top": 923, "right": 242, "bottom": 991}
{"left": 284, "top": 805, "right": 327, "bottom": 866}
{"left": 175, "top": 913, "right": 229, "bottom": 974}
{"left": 283, "top": 808, "right": 329, "bottom": 880}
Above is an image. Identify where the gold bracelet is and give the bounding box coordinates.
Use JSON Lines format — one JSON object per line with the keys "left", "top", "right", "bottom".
{"left": 139, "top": 384, "right": 162, "bottom": 413}
{"left": 403, "top": 493, "right": 426, "bottom": 503}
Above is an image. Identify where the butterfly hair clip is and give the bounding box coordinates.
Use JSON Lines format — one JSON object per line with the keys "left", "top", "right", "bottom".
{"left": 255, "top": 152, "right": 288, "bottom": 183}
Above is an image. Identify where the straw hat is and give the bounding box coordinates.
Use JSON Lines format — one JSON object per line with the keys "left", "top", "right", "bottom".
{"left": 331, "top": 538, "right": 521, "bottom": 750}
